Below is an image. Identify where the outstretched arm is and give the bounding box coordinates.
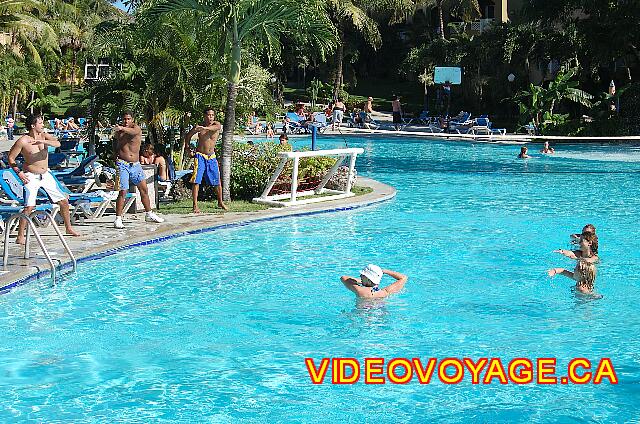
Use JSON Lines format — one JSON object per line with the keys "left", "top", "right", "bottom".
{"left": 548, "top": 268, "right": 578, "bottom": 281}
{"left": 554, "top": 249, "right": 579, "bottom": 260}
{"left": 114, "top": 125, "right": 141, "bottom": 136}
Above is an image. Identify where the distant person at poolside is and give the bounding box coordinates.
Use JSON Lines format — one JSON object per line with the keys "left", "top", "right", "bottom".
{"left": 247, "top": 111, "right": 262, "bottom": 133}
{"left": 325, "top": 102, "right": 333, "bottom": 120}
{"left": 540, "top": 141, "right": 555, "bottom": 154}
{"left": 54, "top": 118, "right": 65, "bottom": 131}
{"left": 364, "top": 96, "right": 374, "bottom": 123}
{"left": 332, "top": 98, "right": 345, "bottom": 130}
{"left": 65, "top": 117, "right": 79, "bottom": 131}
{"left": 341, "top": 264, "right": 408, "bottom": 299}
{"left": 279, "top": 133, "right": 289, "bottom": 146}
{"left": 518, "top": 146, "right": 531, "bottom": 159}
{"left": 112, "top": 111, "right": 165, "bottom": 229}
{"left": 183, "top": 107, "right": 228, "bottom": 213}
{"left": 392, "top": 95, "right": 402, "bottom": 130}
{"left": 7, "top": 113, "right": 80, "bottom": 244}
{"left": 266, "top": 123, "right": 275, "bottom": 139}
{"left": 548, "top": 232, "right": 599, "bottom": 294}
{"left": 6, "top": 114, "right": 14, "bottom": 140}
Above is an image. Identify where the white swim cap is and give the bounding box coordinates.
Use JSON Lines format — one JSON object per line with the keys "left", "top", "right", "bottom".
{"left": 360, "top": 264, "right": 383, "bottom": 286}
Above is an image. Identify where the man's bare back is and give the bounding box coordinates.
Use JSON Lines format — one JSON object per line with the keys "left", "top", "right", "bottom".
{"left": 113, "top": 114, "right": 143, "bottom": 161}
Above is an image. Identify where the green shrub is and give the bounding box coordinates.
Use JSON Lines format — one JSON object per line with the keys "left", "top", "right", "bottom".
{"left": 225, "top": 143, "right": 336, "bottom": 200}
{"left": 619, "top": 82, "right": 640, "bottom": 135}
{"left": 184, "top": 142, "right": 338, "bottom": 201}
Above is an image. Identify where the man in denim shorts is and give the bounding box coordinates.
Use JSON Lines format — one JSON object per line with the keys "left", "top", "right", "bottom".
{"left": 112, "top": 111, "right": 164, "bottom": 229}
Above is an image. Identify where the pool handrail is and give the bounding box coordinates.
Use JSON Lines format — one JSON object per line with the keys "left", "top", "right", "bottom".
{"left": 253, "top": 147, "right": 364, "bottom": 207}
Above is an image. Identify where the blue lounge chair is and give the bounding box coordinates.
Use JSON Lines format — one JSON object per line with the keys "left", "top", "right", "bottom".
{"left": 284, "top": 112, "right": 308, "bottom": 134}
{"left": 0, "top": 204, "right": 59, "bottom": 234}
{"left": 53, "top": 154, "right": 99, "bottom": 191}
{"left": 48, "top": 153, "right": 68, "bottom": 169}
{"left": 0, "top": 170, "right": 61, "bottom": 224}
{"left": 309, "top": 113, "right": 330, "bottom": 133}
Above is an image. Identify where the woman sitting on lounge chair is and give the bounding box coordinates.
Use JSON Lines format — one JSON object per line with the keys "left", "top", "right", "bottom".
{"left": 140, "top": 143, "right": 169, "bottom": 181}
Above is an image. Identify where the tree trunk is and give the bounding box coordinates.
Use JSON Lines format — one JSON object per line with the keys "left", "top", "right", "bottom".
{"left": 12, "top": 90, "right": 19, "bottom": 118}
{"left": 221, "top": 81, "right": 238, "bottom": 202}
{"left": 71, "top": 48, "right": 77, "bottom": 96}
{"left": 438, "top": 4, "right": 445, "bottom": 40}
{"left": 332, "top": 32, "right": 344, "bottom": 100}
{"left": 30, "top": 91, "right": 34, "bottom": 114}
{"left": 220, "top": 20, "right": 242, "bottom": 202}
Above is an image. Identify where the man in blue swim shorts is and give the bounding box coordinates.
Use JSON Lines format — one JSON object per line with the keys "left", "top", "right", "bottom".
{"left": 112, "top": 111, "right": 165, "bottom": 229}
{"left": 184, "top": 107, "right": 228, "bottom": 213}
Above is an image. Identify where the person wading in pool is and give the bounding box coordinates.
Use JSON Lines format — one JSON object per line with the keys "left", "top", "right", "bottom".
{"left": 183, "top": 107, "right": 228, "bottom": 213}
{"left": 548, "top": 232, "right": 599, "bottom": 294}
{"left": 113, "top": 111, "right": 165, "bottom": 229}
{"left": 341, "top": 264, "right": 408, "bottom": 299}
{"left": 570, "top": 223, "right": 595, "bottom": 244}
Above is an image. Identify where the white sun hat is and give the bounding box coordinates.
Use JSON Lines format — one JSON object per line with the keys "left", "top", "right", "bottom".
{"left": 360, "top": 264, "right": 383, "bottom": 286}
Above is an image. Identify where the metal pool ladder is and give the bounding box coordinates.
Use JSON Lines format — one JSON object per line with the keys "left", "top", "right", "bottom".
{"left": 2, "top": 211, "right": 77, "bottom": 283}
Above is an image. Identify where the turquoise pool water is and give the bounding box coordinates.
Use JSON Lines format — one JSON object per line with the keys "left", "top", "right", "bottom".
{"left": 2, "top": 136, "right": 640, "bottom": 422}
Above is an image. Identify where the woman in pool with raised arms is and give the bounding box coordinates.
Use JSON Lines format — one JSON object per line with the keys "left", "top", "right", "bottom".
{"left": 341, "top": 264, "right": 408, "bottom": 299}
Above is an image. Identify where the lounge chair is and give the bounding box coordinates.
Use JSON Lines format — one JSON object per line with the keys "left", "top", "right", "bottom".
{"left": 52, "top": 154, "right": 100, "bottom": 192}
{"left": 309, "top": 113, "right": 330, "bottom": 133}
{"left": 158, "top": 155, "right": 177, "bottom": 201}
{"left": 0, "top": 169, "right": 62, "bottom": 224}
{"left": 284, "top": 112, "right": 307, "bottom": 134}
{"left": 0, "top": 204, "right": 60, "bottom": 234}
{"left": 1, "top": 168, "right": 134, "bottom": 221}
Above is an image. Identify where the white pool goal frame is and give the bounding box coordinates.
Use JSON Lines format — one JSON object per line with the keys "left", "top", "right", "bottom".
{"left": 252, "top": 148, "right": 364, "bottom": 207}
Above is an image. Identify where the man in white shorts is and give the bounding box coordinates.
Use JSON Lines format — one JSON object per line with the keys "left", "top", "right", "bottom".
{"left": 8, "top": 114, "right": 80, "bottom": 244}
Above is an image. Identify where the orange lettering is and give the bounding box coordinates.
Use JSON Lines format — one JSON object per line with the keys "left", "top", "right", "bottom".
{"left": 508, "top": 358, "right": 533, "bottom": 384}
{"left": 483, "top": 358, "right": 508, "bottom": 384}
{"left": 463, "top": 358, "right": 488, "bottom": 384}
{"left": 365, "top": 358, "right": 385, "bottom": 384}
{"left": 593, "top": 358, "right": 618, "bottom": 384}
{"left": 567, "top": 358, "right": 591, "bottom": 384}
{"left": 438, "top": 358, "right": 464, "bottom": 384}
{"left": 387, "top": 358, "right": 412, "bottom": 384}
{"left": 305, "top": 358, "right": 330, "bottom": 384}
{"left": 412, "top": 358, "right": 437, "bottom": 384}
{"left": 332, "top": 358, "right": 360, "bottom": 384}
{"left": 537, "top": 358, "right": 557, "bottom": 384}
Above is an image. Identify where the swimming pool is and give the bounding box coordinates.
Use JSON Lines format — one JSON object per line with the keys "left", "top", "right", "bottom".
{"left": 2, "top": 136, "right": 640, "bottom": 421}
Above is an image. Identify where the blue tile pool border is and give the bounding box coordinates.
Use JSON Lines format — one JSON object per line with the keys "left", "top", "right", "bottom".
{"left": 0, "top": 190, "right": 395, "bottom": 294}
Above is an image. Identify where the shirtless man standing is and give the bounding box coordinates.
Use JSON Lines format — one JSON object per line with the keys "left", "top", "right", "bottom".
{"left": 112, "top": 111, "right": 164, "bottom": 229}
{"left": 183, "top": 108, "right": 227, "bottom": 213}
{"left": 7, "top": 114, "right": 80, "bottom": 244}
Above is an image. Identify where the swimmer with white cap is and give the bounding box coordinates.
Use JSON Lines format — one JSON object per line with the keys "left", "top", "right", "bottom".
{"left": 341, "top": 264, "right": 408, "bottom": 299}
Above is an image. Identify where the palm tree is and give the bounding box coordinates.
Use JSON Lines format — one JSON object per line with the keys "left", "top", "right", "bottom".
{"left": 325, "top": 0, "right": 381, "bottom": 99}
{"left": 0, "top": 0, "right": 59, "bottom": 64}
{"left": 147, "top": 0, "right": 335, "bottom": 201}
{"left": 513, "top": 68, "right": 592, "bottom": 128}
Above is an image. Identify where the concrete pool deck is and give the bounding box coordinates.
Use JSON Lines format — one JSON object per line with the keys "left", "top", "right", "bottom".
{"left": 0, "top": 177, "right": 396, "bottom": 290}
